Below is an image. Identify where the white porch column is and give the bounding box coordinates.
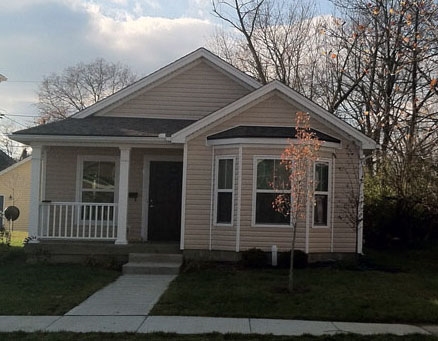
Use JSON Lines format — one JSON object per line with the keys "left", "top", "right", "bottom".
{"left": 115, "top": 147, "right": 131, "bottom": 245}
{"left": 28, "top": 145, "right": 43, "bottom": 240}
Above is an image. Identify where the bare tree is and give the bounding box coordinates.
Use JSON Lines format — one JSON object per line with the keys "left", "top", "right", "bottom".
{"left": 329, "top": 0, "right": 438, "bottom": 168}
{"left": 37, "top": 58, "right": 137, "bottom": 124}
{"left": 0, "top": 121, "right": 22, "bottom": 160}
{"left": 211, "top": 0, "right": 318, "bottom": 92}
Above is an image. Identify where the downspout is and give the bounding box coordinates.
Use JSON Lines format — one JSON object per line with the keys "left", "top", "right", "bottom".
{"left": 331, "top": 153, "right": 336, "bottom": 253}
{"left": 209, "top": 145, "right": 215, "bottom": 251}
{"left": 180, "top": 143, "right": 188, "bottom": 250}
{"left": 236, "top": 146, "right": 243, "bottom": 253}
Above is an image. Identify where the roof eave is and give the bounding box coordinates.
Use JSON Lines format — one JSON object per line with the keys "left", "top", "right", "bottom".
{"left": 10, "top": 134, "right": 176, "bottom": 146}
{"left": 171, "top": 81, "right": 379, "bottom": 150}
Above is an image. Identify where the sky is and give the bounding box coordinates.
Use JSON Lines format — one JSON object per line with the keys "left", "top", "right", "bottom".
{"left": 0, "top": 0, "right": 334, "bottom": 135}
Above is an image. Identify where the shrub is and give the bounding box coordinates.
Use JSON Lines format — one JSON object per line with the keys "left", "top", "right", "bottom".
{"left": 241, "top": 248, "right": 267, "bottom": 268}
{"left": 277, "top": 250, "right": 308, "bottom": 269}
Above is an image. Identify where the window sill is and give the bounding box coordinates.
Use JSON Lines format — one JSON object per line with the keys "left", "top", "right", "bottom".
{"left": 251, "top": 223, "right": 292, "bottom": 229}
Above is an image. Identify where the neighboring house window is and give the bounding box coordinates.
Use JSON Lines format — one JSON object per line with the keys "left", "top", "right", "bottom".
{"left": 78, "top": 157, "right": 117, "bottom": 220}
{"left": 254, "top": 158, "right": 290, "bottom": 225}
{"left": 314, "top": 161, "right": 330, "bottom": 227}
{"left": 215, "top": 158, "right": 234, "bottom": 225}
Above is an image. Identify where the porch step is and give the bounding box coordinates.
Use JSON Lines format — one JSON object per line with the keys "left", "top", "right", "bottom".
{"left": 122, "top": 253, "right": 183, "bottom": 275}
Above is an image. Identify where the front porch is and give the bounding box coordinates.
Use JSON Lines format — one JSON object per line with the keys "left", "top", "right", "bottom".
{"left": 38, "top": 201, "right": 118, "bottom": 241}
{"left": 24, "top": 239, "right": 181, "bottom": 266}
{"left": 28, "top": 145, "right": 184, "bottom": 246}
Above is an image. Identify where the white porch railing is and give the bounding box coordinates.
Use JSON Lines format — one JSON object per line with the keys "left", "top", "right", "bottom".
{"left": 38, "top": 202, "right": 118, "bottom": 240}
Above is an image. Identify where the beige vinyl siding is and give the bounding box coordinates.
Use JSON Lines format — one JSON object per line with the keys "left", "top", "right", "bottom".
{"left": 101, "top": 60, "right": 252, "bottom": 120}
{"left": 0, "top": 158, "right": 31, "bottom": 232}
{"left": 44, "top": 147, "right": 119, "bottom": 202}
{"left": 126, "top": 148, "right": 144, "bottom": 241}
{"left": 184, "top": 93, "right": 360, "bottom": 253}
{"left": 184, "top": 137, "right": 213, "bottom": 249}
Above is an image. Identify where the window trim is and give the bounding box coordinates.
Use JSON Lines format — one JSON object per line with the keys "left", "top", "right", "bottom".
{"left": 312, "top": 159, "right": 332, "bottom": 228}
{"left": 252, "top": 156, "right": 292, "bottom": 228}
{"left": 214, "top": 156, "right": 235, "bottom": 227}
{"left": 76, "top": 155, "right": 120, "bottom": 205}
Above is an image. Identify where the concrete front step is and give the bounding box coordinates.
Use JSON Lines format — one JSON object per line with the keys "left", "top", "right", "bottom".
{"left": 129, "top": 253, "right": 183, "bottom": 264}
{"left": 122, "top": 253, "right": 183, "bottom": 275}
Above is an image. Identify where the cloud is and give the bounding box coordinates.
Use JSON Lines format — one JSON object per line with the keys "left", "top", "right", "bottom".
{"left": 0, "top": 0, "right": 217, "bottom": 128}
{"left": 82, "top": 2, "right": 215, "bottom": 72}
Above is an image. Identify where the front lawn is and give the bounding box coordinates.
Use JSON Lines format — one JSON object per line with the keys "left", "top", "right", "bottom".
{"left": 0, "top": 245, "right": 119, "bottom": 315}
{"left": 152, "top": 242, "right": 438, "bottom": 324}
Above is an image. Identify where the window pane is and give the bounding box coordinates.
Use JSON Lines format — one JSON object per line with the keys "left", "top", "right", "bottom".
{"left": 256, "top": 193, "right": 289, "bottom": 225}
{"left": 314, "top": 194, "right": 328, "bottom": 225}
{"left": 218, "top": 159, "right": 233, "bottom": 189}
{"left": 217, "top": 192, "right": 232, "bottom": 223}
{"left": 315, "top": 162, "right": 329, "bottom": 192}
{"left": 275, "top": 160, "right": 290, "bottom": 190}
{"left": 82, "top": 191, "right": 114, "bottom": 203}
{"left": 257, "top": 159, "right": 274, "bottom": 189}
{"left": 257, "top": 159, "right": 290, "bottom": 190}
{"left": 83, "top": 161, "right": 115, "bottom": 190}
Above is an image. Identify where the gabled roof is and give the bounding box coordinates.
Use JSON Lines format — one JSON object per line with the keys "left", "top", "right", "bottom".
{"left": 207, "top": 126, "right": 341, "bottom": 143}
{"left": 73, "top": 48, "right": 261, "bottom": 119}
{"left": 11, "top": 117, "right": 195, "bottom": 144}
{"left": 0, "top": 150, "right": 15, "bottom": 172}
{"left": 0, "top": 156, "right": 30, "bottom": 177}
{"left": 172, "top": 81, "right": 378, "bottom": 150}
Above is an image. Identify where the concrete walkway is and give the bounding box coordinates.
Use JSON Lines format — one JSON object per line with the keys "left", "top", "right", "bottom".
{"left": 0, "top": 274, "right": 436, "bottom": 336}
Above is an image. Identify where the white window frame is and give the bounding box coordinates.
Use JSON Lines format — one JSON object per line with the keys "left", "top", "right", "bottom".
{"left": 214, "top": 156, "right": 235, "bottom": 227}
{"left": 76, "top": 155, "right": 120, "bottom": 221}
{"left": 252, "top": 156, "right": 292, "bottom": 228}
{"left": 313, "top": 159, "right": 332, "bottom": 228}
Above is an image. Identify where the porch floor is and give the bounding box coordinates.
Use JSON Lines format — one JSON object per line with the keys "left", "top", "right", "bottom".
{"left": 24, "top": 241, "right": 181, "bottom": 266}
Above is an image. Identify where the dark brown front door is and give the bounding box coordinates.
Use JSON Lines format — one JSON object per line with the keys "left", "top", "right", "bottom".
{"left": 148, "top": 161, "right": 183, "bottom": 241}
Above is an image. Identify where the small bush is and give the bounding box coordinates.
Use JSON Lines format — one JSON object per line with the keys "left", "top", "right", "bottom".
{"left": 277, "top": 250, "right": 308, "bottom": 269}
{"left": 241, "top": 248, "right": 267, "bottom": 268}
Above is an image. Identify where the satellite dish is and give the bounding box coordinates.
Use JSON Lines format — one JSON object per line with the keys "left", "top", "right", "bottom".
{"left": 4, "top": 206, "right": 20, "bottom": 221}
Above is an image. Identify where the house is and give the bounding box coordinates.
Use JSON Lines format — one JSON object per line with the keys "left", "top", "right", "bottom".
{"left": 0, "top": 149, "right": 15, "bottom": 172}
{"left": 0, "top": 157, "right": 31, "bottom": 232}
{"left": 11, "top": 48, "right": 377, "bottom": 262}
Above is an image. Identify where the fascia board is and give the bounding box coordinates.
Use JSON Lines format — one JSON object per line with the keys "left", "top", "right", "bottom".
{"left": 173, "top": 81, "right": 377, "bottom": 150}
{"left": 73, "top": 48, "right": 261, "bottom": 119}
{"left": 206, "top": 137, "right": 341, "bottom": 149}
{"left": 272, "top": 82, "right": 378, "bottom": 150}
{"left": 9, "top": 134, "right": 176, "bottom": 146}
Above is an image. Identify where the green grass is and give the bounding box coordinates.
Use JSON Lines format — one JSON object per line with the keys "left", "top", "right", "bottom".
{"left": 152, "top": 242, "right": 438, "bottom": 324}
{"left": 0, "top": 333, "right": 435, "bottom": 341}
{"left": 0, "top": 245, "right": 119, "bottom": 315}
{"left": 9, "top": 230, "right": 28, "bottom": 247}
